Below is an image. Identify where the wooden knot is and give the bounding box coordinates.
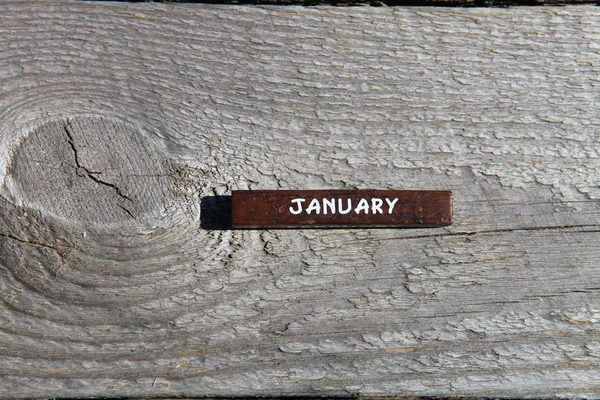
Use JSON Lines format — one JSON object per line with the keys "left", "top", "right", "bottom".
{"left": 7, "top": 116, "right": 175, "bottom": 227}
{"left": 0, "top": 115, "right": 207, "bottom": 308}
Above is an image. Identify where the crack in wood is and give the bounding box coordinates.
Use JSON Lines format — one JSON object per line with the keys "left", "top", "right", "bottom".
{"left": 62, "top": 120, "right": 135, "bottom": 219}
{"left": 0, "top": 232, "right": 70, "bottom": 253}
{"left": 376, "top": 224, "right": 600, "bottom": 242}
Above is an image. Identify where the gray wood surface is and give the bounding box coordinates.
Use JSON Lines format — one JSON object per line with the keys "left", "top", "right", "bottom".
{"left": 164, "top": 0, "right": 599, "bottom": 6}
{"left": 1, "top": 2, "right": 600, "bottom": 398}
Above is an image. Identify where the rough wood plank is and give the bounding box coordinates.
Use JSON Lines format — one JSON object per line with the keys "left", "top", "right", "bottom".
{"left": 1, "top": 2, "right": 600, "bottom": 398}
{"left": 136, "top": 0, "right": 600, "bottom": 7}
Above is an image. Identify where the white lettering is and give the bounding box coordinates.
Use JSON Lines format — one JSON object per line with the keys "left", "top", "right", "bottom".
{"left": 323, "top": 198, "right": 336, "bottom": 215}
{"left": 306, "top": 198, "right": 321, "bottom": 214}
{"left": 289, "top": 198, "right": 305, "bottom": 215}
{"left": 371, "top": 198, "right": 383, "bottom": 214}
{"left": 386, "top": 198, "right": 399, "bottom": 214}
{"left": 355, "top": 198, "right": 369, "bottom": 214}
{"left": 291, "top": 197, "right": 398, "bottom": 216}
{"left": 338, "top": 198, "right": 352, "bottom": 214}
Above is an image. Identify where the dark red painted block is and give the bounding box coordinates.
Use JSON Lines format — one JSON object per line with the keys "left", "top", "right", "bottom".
{"left": 231, "top": 190, "right": 452, "bottom": 228}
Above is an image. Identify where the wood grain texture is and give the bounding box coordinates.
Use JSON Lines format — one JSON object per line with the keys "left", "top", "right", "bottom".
{"left": 133, "top": 0, "right": 600, "bottom": 7}
{"left": 1, "top": 2, "right": 600, "bottom": 398}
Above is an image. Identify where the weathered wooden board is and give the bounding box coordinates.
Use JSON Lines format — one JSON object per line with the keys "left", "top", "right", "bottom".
{"left": 152, "top": 0, "right": 599, "bottom": 7}
{"left": 1, "top": 2, "right": 600, "bottom": 398}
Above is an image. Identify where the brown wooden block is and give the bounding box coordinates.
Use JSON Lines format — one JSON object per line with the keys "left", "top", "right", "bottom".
{"left": 231, "top": 190, "right": 452, "bottom": 228}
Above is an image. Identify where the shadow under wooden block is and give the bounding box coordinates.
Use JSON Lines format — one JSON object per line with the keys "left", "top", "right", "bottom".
{"left": 200, "top": 196, "right": 232, "bottom": 230}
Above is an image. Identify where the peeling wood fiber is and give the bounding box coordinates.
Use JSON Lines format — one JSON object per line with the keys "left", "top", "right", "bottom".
{"left": 1, "top": 2, "right": 600, "bottom": 398}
